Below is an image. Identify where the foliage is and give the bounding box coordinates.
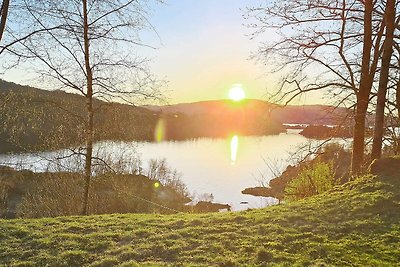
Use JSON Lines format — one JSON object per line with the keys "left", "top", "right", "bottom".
{"left": 146, "top": 158, "right": 190, "bottom": 203}
{"left": 244, "top": 143, "right": 351, "bottom": 201}
{"left": 17, "top": 173, "right": 84, "bottom": 218}
{"left": 284, "top": 161, "right": 337, "bottom": 201}
{"left": 0, "top": 167, "right": 190, "bottom": 219}
{"left": 0, "top": 157, "right": 399, "bottom": 266}
{"left": 0, "top": 80, "right": 158, "bottom": 153}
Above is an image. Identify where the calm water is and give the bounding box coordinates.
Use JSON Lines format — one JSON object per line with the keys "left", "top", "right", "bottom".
{"left": 137, "top": 130, "right": 309, "bottom": 210}
{"left": 0, "top": 130, "right": 321, "bottom": 211}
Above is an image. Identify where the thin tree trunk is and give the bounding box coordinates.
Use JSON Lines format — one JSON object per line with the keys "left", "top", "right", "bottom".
{"left": 82, "top": 0, "right": 94, "bottom": 216}
{"left": 371, "top": 0, "right": 396, "bottom": 161}
{"left": 352, "top": 98, "right": 369, "bottom": 174}
{"left": 396, "top": 80, "right": 400, "bottom": 154}
{"left": 397, "top": 80, "right": 400, "bottom": 120}
{"left": 0, "top": 0, "right": 10, "bottom": 42}
{"left": 351, "top": 0, "right": 374, "bottom": 175}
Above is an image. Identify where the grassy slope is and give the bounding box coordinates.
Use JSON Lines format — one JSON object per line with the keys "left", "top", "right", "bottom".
{"left": 0, "top": 161, "right": 399, "bottom": 266}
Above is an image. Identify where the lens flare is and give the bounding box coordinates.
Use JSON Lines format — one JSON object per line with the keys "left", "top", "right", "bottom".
{"left": 154, "top": 119, "right": 166, "bottom": 142}
{"left": 230, "top": 135, "right": 239, "bottom": 163}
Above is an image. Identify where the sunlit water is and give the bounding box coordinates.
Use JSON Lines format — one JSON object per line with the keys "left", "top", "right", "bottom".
{"left": 0, "top": 130, "right": 341, "bottom": 211}
{"left": 121, "top": 130, "right": 316, "bottom": 210}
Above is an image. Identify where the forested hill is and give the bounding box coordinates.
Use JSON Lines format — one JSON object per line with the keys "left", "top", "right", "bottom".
{"left": 0, "top": 80, "right": 159, "bottom": 153}
{"left": 143, "top": 100, "right": 354, "bottom": 126}
{"left": 0, "top": 79, "right": 357, "bottom": 154}
{"left": 0, "top": 81, "right": 287, "bottom": 153}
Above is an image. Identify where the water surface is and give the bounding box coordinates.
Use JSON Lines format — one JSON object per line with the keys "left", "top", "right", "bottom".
{"left": 0, "top": 130, "right": 317, "bottom": 210}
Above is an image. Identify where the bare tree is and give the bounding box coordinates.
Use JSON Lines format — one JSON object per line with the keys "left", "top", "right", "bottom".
{"left": 247, "top": 0, "right": 390, "bottom": 174}
{"left": 371, "top": 0, "right": 398, "bottom": 160}
{"left": 0, "top": 0, "right": 10, "bottom": 42}
{"left": 352, "top": 0, "right": 377, "bottom": 174}
{"left": 5, "top": 0, "right": 164, "bottom": 215}
{"left": 382, "top": 40, "right": 400, "bottom": 155}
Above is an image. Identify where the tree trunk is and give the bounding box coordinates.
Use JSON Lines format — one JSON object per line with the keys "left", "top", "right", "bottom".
{"left": 0, "top": 0, "right": 10, "bottom": 42}
{"left": 396, "top": 80, "right": 400, "bottom": 155}
{"left": 82, "top": 0, "right": 94, "bottom": 216}
{"left": 351, "top": 0, "right": 374, "bottom": 175}
{"left": 352, "top": 98, "right": 369, "bottom": 174}
{"left": 371, "top": 0, "right": 396, "bottom": 161}
{"left": 397, "top": 80, "right": 400, "bottom": 120}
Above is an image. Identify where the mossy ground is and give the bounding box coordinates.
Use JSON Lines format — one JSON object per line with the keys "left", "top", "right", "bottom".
{"left": 0, "top": 161, "right": 399, "bottom": 266}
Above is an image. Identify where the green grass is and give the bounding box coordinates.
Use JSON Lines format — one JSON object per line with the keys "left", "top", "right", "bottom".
{"left": 1, "top": 162, "right": 399, "bottom": 266}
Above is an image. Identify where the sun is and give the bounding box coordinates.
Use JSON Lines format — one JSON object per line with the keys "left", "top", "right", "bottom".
{"left": 228, "top": 85, "right": 246, "bottom": 101}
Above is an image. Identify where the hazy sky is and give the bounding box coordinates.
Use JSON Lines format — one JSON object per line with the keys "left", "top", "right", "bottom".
{"left": 140, "top": 0, "right": 275, "bottom": 104}
{"left": 3, "top": 0, "right": 324, "bottom": 105}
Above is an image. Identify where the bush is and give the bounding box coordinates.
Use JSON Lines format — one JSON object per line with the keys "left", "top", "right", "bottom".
{"left": 16, "top": 173, "right": 84, "bottom": 218}
{"left": 15, "top": 171, "right": 189, "bottom": 218}
{"left": 284, "top": 162, "right": 336, "bottom": 201}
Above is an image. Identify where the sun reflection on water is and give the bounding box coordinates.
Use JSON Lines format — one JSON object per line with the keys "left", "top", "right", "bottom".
{"left": 230, "top": 135, "right": 239, "bottom": 163}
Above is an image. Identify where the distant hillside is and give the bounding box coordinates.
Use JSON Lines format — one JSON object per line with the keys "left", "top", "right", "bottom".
{"left": 156, "top": 100, "right": 285, "bottom": 140}
{"left": 143, "top": 99, "right": 353, "bottom": 125}
{"left": 0, "top": 80, "right": 358, "bottom": 154}
{"left": 0, "top": 80, "right": 158, "bottom": 153}
{"left": 0, "top": 82, "right": 287, "bottom": 153}
{"left": 144, "top": 99, "right": 275, "bottom": 116}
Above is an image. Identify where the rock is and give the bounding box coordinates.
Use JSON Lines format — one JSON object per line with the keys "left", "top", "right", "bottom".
{"left": 241, "top": 187, "right": 281, "bottom": 200}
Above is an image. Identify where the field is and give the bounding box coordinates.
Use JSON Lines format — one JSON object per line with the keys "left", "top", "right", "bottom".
{"left": 0, "top": 158, "right": 399, "bottom": 266}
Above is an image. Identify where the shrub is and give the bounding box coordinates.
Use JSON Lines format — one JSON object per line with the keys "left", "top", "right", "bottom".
{"left": 284, "top": 162, "right": 336, "bottom": 201}
{"left": 16, "top": 173, "right": 83, "bottom": 218}
{"left": 15, "top": 171, "right": 189, "bottom": 218}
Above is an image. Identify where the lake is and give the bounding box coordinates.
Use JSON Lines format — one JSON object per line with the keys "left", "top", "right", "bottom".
{"left": 0, "top": 130, "right": 331, "bottom": 211}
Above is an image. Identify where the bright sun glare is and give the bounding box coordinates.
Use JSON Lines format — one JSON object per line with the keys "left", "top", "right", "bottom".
{"left": 228, "top": 85, "right": 246, "bottom": 101}
{"left": 230, "top": 135, "right": 239, "bottom": 163}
